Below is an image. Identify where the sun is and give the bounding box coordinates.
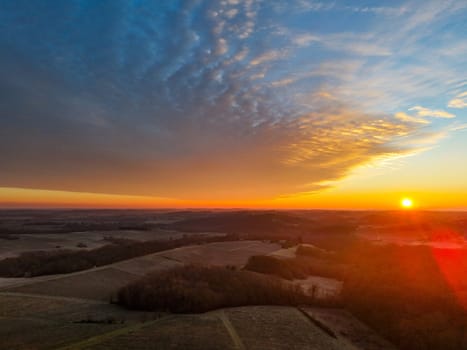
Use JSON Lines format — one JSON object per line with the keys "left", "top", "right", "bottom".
{"left": 401, "top": 198, "right": 414, "bottom": 209}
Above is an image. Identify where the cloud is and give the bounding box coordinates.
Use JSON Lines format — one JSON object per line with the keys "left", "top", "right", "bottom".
{"left": 394, "top": 104, "right": 463, "bottom": 138}
{"left": 450, "top": 123, "right": 467, "bottom": 131}
{"left": 395, "top": 112, "right": 430, "bottom": 124}
{"left": 282, "top": 106, "right": 416, "bottom": 170}
{"left": 293, "top": 1, "right": 407, "bottom": 16}
{"left": 285, "top": 1, "right": 467, "bottom": 115}
{"left": 293, "top": 32, "right": 392, "bottom": 56}
{"left": 294, "top": 34, "right": 320, "bottom": 47}
{"left": 409, "top": 106, "right": 455, "bottom": 119}
{"left": 0, "top": 0, "right": 464, "bottom": 201}
{"left": 249, "top": 50, "right": 286, "bottom": 66}
{"left": 448, "top": 91, "right": 467, "bottom": 108}
{"left": 348, "top": 6, "right": 409, "bottom": 16}
{"left": 271, "top": 78, "right": 296, "bottom": 87}
{"left": 225, "top": 8, "right": 239, "bottom": 19}
{"left": 216, "top": 38, "right": 229, "bottom": 55}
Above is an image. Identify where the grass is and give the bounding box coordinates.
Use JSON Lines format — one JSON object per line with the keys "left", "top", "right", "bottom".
{"left": 9, "top": 268, "right": 139, "bottom": 301}
{"left": 296, "top": 244, "right": 334, "bottom": 260}
{"left": 243, "top": 254, "right": 343, "bottom": 280}
{"left": 0, "top": 234, "right": 235, "bottom": 277}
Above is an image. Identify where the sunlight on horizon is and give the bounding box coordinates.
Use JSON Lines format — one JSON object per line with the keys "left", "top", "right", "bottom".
{"left": 401, "top": 198, "right": 414, "bottom": 209}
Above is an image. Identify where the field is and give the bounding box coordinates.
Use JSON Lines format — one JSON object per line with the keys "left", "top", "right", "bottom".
{"left": 0, "top": 210, "right": 219, "bottom": 260}
{"left": 1, "top": 209, "right": 466, "bottom": 349}
{"left": 0, "top": 293, "right": 156, "bottom": 350}
{"left": 299, "top": 307, "right": 396, "bottom": 350}
{"left": 1, "top": 240, "right": 280, "bottom": 301}
{"left": 0, "top": 293, "right": 392, "bottom": 350}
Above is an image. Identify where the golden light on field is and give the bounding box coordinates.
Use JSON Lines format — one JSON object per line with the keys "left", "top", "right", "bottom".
{"left": 401, "top": 197, "right": 414, "bottom": 209}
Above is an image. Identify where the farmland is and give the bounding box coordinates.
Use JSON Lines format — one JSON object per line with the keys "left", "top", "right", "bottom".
{"left": 0, "top": 293, "right": 392, "bottom": 350}
{"left": 0, "top": 209, "right": 466, "bottom": 349}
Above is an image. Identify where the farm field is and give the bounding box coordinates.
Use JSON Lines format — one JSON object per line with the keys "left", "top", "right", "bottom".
{"left": 0, "top": 293, "right": 157, "bottom": 350}
{"left": 159, "top": 240, "right": 281, "bottom": 266}
{"left": 0, "top": 228, "right": 214, "bottom": 260}
{"left": 0, "top": 240, "right": 281, "bottom": 301}
{"left": 0, "top": 291, "right": 391, "bottom": 350}
{"left": 0, "top": 209, "right": 223, "bottom": 260}
{"left": 1, "top": 209, "right": 465, "bottom": 349}
{"left": 300, "top": 307, "right": 397, "bottom": 350}
{"left": 0, "top": 236, "right": 392, "bottom": 349}
{"left": 6, "top": 268, "right": 140, "bottom": 301}
{"left": 293, "top": 276, "right": 343, "bottom": 299}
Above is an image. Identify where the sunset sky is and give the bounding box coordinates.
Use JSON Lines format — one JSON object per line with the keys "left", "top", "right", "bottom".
{"left": 1, "top": 0, "right": 466, "bottom": 209}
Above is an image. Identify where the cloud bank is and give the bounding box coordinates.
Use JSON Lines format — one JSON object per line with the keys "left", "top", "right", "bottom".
{"left": 0, "top": 0, "right": 465, "bottom": 200}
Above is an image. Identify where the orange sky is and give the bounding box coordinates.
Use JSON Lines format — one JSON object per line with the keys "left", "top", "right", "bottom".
{"left": 1, "top": 186, "right": 466, "bottom": 210}
{"left": 1, "top": 2, "right": 467, "bottom": 211}
{"left": 2, "top": 130, "right": 467, "bottom": 210}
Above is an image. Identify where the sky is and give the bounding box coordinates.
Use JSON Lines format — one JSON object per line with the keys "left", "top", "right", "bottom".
{"left": 0, "top": 0, "right": 466, "bottom": 209}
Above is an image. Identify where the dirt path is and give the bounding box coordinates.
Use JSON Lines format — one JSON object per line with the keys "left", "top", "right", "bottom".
{"left": 218, "top": 310, "right": 246, "bottom": 350}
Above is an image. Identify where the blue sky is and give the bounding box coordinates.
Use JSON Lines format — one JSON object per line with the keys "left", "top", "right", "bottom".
{"left": 0, "top": 0, "right": 466, "bottom": 204}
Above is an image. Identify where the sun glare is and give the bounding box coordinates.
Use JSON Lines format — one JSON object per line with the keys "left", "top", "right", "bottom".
{"left": 401, "top": 198, "right": 414, "bottom": 209}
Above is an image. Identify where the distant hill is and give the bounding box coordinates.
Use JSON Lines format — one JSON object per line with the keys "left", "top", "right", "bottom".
{"left": 160, "top": 211, "right": 357, "bottom": 240}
